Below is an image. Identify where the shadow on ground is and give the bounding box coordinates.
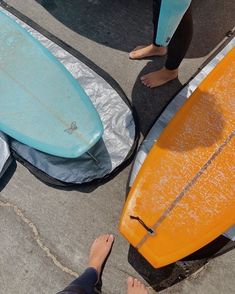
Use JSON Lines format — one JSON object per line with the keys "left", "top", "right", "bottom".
{"left": 128, "top": 236, "right": 235, "bottom": 292}
{"left": 36, "top": 0, "right": 234, "bottom": 58}
{"left": 131, "top": 57, "right": 183, "bottom": 135}
{"left": 33, "top": 0, "right": 235, "bottom": 137}
{"left": 35, "top": 0, "right": 235, "bottom": 136}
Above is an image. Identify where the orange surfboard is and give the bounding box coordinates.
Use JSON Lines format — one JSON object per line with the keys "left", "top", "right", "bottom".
{"left": 119, "top": 48, "right": 235, "bottom": 268}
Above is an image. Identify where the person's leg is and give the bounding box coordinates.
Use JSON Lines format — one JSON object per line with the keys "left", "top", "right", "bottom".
{"left": 57, "top": 234, "right": 114, "bottom": 294}
{"left": 165, "top": 4, "right": 193, "bottom": 70}
{"left": 129, "top": 0, "right": 167, "bottom": 59}
{"left": 68, "top": 268, "right": 98, "bottom": 293}
{"left": 141, "top": 3, "right": 193, "bottom": 88}
{"left": 57, "top": 268, "right": 97, "bottom": 294}
{"left": 127, "top": 277, "right": 149, "bottom": 294}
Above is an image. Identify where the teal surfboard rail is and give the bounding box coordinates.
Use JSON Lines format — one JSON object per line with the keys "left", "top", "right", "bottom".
{"left": 0, "top": 11, "right": 103, "bottom": 158}
{"left": 155, "top": 0, "right": 192, "bottom": 46}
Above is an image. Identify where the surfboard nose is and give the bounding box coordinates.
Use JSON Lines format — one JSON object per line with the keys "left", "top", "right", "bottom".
{"left": 0, "top": 11, "right": 104, "bottom": 158}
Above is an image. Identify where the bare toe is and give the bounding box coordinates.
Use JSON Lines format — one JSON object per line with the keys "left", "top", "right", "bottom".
{"left": 140, "top": 68, "right": 178, "bottom": 88}
{"left": 129, "top": 50, "right": 140, "bottom": 59}
{"left": 127, "top": 277, "right": 148, "bottom": 294}
{"left": 127, "top": 276, "right": 134, "bottom": 289}
{"left": 129, "top": 44, "right": 167, "bottom": 60}
{"left": 88, "top": 234, "right": 114, "bottom": 277}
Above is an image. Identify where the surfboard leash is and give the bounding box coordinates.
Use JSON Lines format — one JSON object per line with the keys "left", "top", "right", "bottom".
{"left": 130, "top": 215, "right": 154, "bottom": 234}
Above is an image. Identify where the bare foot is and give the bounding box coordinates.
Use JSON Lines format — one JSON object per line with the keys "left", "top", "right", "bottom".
{"left": 127, "top": 276, "right": 149, "bottom": 294}
{"left": 88, "top": 234, "right": 114, "bottom": 279}
{"left": 141, "top": 67, "right": 178, "bottom": 88}
{"left": 129, "top": 44, "right": 167, "bottom": 60}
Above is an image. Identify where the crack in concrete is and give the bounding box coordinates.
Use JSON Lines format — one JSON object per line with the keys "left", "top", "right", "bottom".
{"left": 0, "top": 198, "right": 212, "bottom": 293}
{"left": 0, "top": 199, "right": 79, "bottom": 278}
{"left": 0, "top": 198, "right": 126, "bottom": 293}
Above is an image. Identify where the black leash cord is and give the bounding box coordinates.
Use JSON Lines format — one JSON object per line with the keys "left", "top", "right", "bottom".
{"left": 130, "top": 215, "right": 154, "bottom": 234}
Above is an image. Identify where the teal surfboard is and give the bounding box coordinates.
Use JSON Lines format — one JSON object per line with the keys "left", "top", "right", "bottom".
{"left": 155, "top": 0, "right": 192, "bottom": 46}
{"left": 0, "top": 11, "right": 103, "bottom": 158}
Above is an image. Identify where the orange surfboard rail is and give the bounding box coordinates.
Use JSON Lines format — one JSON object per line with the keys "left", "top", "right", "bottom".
{"left": 119, "top": 48, "right": 235, "bottom": 268}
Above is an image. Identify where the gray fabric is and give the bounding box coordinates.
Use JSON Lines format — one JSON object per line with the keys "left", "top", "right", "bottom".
{"left": 11, "top": 139, "right": 113, "bottom": 183}
{"left": 129, "top": 38, "right": 235, "bottom": 240}
{"left": 0, "top": 132, "right": 11, "bottom": 179}
{"left": 0, "top": 7, "right": 136, "bottom": 184}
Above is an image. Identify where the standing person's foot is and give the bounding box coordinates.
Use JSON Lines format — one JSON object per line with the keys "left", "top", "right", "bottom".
{"left": 129, "top": 44, "right": 167, "bottom": 60}
{"left": 127, "top": 277, "right": 149, "bottom": 294}
{"left": 141, "top": 67, "right": 178, "bottom": 88}
{"left": 88, "top": 234, "right": 114, "bottom": 279}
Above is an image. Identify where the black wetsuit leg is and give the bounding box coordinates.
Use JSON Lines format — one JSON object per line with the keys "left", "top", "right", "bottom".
{"left": 166, "top": 4, "right": 193, "bottom": 70}
{"left": 152, "top": 0, "right": 162, "bottom": 46}
{"left": 152, "top": 0, "right": 193, "bottom": 70}
{"left": 57, "top": 267, "right": 98, "bottom": 294}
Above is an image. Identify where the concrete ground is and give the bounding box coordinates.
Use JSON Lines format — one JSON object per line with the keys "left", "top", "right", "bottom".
{"left": 0, "top": 0, "right": 234, "bottom": 293}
